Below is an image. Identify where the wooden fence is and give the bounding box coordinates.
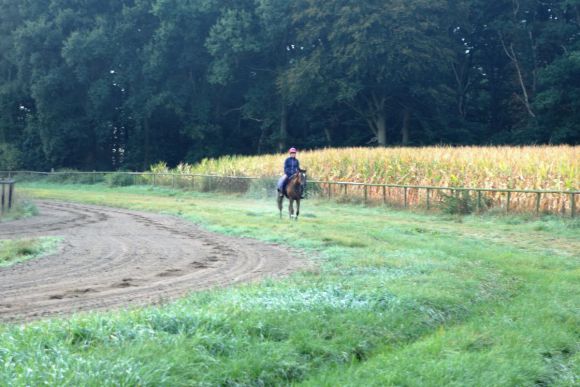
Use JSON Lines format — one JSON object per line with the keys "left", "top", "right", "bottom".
{"left": 1, "top": 170, "right": 577, "bottom": 217}
{"left": 0, "top": 179, "right": 15, "bottom": 213}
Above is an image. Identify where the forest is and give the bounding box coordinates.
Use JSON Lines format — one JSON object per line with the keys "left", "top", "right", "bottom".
{"left": 0, "top": 0, "right": 579, "bottom": 171}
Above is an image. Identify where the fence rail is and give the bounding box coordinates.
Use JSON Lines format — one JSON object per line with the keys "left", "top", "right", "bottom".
{"left": 0, "top": 179, "right": 15, "bottom": 213}
{"left": 1, "top": 170, "right": 577, "bottom": 217}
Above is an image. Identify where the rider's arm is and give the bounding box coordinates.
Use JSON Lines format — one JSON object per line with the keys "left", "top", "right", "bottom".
{"left": 284, "top": 158, "right": 293, "bottom": 176}
{"left": 297, "top": 159, "right": 306, "bottom": 173}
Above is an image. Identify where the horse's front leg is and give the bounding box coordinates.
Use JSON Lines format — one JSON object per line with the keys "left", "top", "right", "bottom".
{"left": 289, "top": 199, "right": 294, "bottom": 219}
{"left": 295, "top": 199, "right": 300, "bottom": 221}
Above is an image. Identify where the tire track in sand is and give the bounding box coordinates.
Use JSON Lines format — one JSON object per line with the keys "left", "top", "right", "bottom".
{"left": 0, "top": 200, "right": 302, "bottom": 322}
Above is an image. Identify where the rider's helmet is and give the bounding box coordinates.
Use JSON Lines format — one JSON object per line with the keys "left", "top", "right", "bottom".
{"left": 288, "top": 147, "right": 297, "bottom": 154}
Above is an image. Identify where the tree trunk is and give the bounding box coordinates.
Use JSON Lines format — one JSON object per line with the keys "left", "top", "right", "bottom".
{"left": 401, "top": 109, "right": 411, "bottom": 145}
{"left": 452, "top": 58, "right": 471, "bottom": 119}
{"left": 325, "top": 115, "right": 339, "bottom": 146}
{"left": 500, "top": 32, "right": 535, "bottom": 118}
{"left": 324, "top": 127, "right": 332, "bottom": 145}
{"left": 143, "top": 116, "right": 150, "bottom": 170}
{"left": 376, "top": 110, "right": 387, "bottom": 146}
{"left": 278, "top": 101, "right": 288, "bottom": 152}
{"left": 350, "top": 93, "right": 387, "bottom": 146}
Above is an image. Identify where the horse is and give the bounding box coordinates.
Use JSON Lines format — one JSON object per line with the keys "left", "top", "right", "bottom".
{"left": 278, "top": 170, "right": 306, "bottom": 220}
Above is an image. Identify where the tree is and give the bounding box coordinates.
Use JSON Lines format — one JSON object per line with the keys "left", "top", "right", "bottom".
{"left": 206, "top": 0, "right": 301, "bottom": 152}
{"left": 287, "top": 0, "right": 456, "bottom": 146}
{"left": 534, "top": 50, "right": 580, "bottom": 143}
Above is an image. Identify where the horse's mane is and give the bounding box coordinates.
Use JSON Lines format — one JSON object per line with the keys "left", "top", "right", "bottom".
{"left": 289, "top": 171, "right": 302, "bottom": 183}
{"left": 286, "top": 171, "right": 304, "bottom": 199}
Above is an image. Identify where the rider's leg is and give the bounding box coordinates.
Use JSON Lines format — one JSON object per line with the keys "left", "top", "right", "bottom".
{"left": 278, "top": 175, "right": 288, "bottom": 196}
{"left": 277, "top": 175, "right": 287, "bottom": 196}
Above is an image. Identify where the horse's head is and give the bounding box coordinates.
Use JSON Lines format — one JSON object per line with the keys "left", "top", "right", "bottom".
{"left": 291, "top": 170, "right": 306, "bottom": 186}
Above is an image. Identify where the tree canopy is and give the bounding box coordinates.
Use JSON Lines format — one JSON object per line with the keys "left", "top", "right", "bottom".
{"left": 0, "top": 0, "right": 578, "bottom": 170}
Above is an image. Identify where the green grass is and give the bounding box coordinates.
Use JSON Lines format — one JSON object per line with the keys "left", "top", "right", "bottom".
{"left": 0, "top": 237, "right": 61, "bottom": 267}
{"left": 0, "top": 182, "right": 578, "bottom": 386}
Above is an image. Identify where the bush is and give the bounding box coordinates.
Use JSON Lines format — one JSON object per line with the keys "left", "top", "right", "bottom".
{"left": 440, "top": 190, "right": 474, "bottom": 215}
{"left": 0, "top": 196, "right": 38, "bottom": 222}
{"left": 74, "top": 173, "right": 99, "bottom": 185}
{"left": 246, "top": 178, "right": 278, "bottom": 199}
{"left": 0, "top": 143, "right": 22, "bottom": 170}
{"left": 304, "top": 180, "right": 322, "bottom": 199}
{"left": 105, "top": 172, "right": 135, "bottom": 187}
{"left": 45, "top": 169, "right": 79, "bottom": 183}
{"left": 41, "top": 169, "right": 94, "bottom": 184}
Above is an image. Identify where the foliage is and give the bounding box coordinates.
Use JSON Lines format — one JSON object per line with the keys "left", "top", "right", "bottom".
{"left": 0, "top": 143, "right": 21, "bottom": 170}
{"left": 440, "top": 190, "right": 474, "bottom": 215}
{"left": 0, "top": 1, "right": 579, "bottom": 172}
{"left": 105, "top": 172, "right": 135, "bottom": 187}
{"left": 44, "top": 169, "right": 97, "bottom": 185}
{"left": 245, "top": 177, "right": 278, "bottom": 199}
{"left": 535, "top": 50, "right": 580, "bottom": 143}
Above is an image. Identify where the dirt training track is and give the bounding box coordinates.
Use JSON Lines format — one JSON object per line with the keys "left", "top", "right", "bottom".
{"left": 0, "top": 200, "right": 301, "bottom": 322}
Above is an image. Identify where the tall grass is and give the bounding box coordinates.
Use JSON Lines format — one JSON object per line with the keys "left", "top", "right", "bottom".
{"left": 151, "top": 146, "right": 579, "bottom": 213}
{"left": 0, "top": 195, "right": 38, "bottom": 222}
{"left": 0, "top": 237, "right": 61, "bottom": 267}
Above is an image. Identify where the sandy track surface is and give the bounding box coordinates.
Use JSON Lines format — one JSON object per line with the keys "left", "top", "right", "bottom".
{"left": 0, "top": 201, "right": 301, "bottom": 322}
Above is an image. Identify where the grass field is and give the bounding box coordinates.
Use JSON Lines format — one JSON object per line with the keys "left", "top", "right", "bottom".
{"left": 1, "top": 182, "right": 578, "bottom": 386}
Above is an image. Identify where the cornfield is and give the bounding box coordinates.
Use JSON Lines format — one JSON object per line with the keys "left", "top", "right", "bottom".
{"left": 150, "top": 146, "right": 579, "bottom": 214}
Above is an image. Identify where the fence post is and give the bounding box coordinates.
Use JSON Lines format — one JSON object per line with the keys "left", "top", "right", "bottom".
{"left": 404, "top": 187, "right": 408, "bottom": 208}
{"left": 383, "top": 186, "right": 387, "bottom": 205}
{"left": 477, "top": 190, "right": 482, "bottom": 213}
{"left": 426, "top": 188, "right": 431, "bottom": 210}
{"left": 1, "top": 183, "right": 4, "bottom": 211}
{"left": 364, "top": 184, "right": 368, "bottom": 204}
{"left": 506, "top": 191, "right": 511, "bottom": 213}
{"left": 536, "top": 192, "right": 541, "bottom": 215}
{"left": 571, "top": 193, "right": 576, "bottom": 218}
{"left": 153, "top": 173, "right": 156, "bottom": 187}
{"left": 8, "top": 181, "right": 13, "bottom": 209}
{"left": 328, "top": 182, "right": 332, "bottom": 200}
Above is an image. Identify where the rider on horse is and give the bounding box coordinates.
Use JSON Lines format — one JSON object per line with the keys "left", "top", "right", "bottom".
{"left": 278, "top": 147, "right": 305, "bottom": 198}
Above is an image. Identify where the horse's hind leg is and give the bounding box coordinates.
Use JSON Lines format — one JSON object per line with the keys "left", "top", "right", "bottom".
{"left": 289, "top": 199, "right": 294, "bottom": 219}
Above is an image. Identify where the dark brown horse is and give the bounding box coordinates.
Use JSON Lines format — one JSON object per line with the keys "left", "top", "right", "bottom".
{"left": 278, "top": 171, "right": 306, "bottom": 220}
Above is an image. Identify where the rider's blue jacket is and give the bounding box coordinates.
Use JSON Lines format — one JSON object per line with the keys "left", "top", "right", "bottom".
{"left": 284, "top": 157, "right": 301, "bottom": 176}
